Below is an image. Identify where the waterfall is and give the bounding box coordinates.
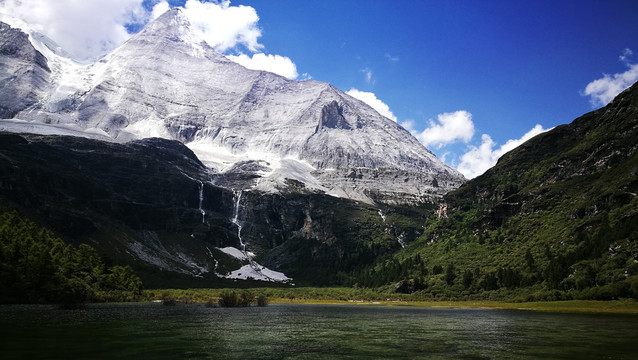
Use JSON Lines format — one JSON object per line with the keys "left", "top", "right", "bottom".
{"left": 227, "top": 189, "right": 287, "bottom": 282}
{"left": 378, "top": 209, "right": 387, "bottom": 222}
{"left": 379, "top": 209, "right": 405, "bottom": 248}
{"left": 198, "top": 181, "right": 205, "bottom": 223}
{"left": 397, "top": 234, "right": 406, "bottom": 248}
{"left": 231, "top": 190, "right": 245, "bottom": 251}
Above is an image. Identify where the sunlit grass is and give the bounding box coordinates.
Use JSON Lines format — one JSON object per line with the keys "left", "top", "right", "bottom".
{"left": 141, "top": 288, "right": 638, "bottom": 314}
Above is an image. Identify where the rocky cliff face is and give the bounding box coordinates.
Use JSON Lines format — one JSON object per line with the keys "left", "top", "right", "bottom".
{"left": 0, "top": 22, "right": 50, "bottom": 118}
{"left": 0, "top": 9, "right": 464, "bottom": 204}
{"left": 0, "top": 133, "right": 431, "bottom": 286}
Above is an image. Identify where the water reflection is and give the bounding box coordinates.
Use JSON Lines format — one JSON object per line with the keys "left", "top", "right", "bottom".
{"left": 1, "top": 303, "right": 636, "bottom": 359}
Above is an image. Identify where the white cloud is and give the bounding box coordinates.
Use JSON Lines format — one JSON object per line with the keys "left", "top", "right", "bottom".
{"left": 457, "top": 124, "right": 548, "bottom": 179}
{"left": 151, "top": 1, "right": 170, "bottom": 20}
{"left": 409, "top": 111, "right": 475, "bottom": 149}
{"left": 0, "top": 0, "right": 148, "bottom": 61}
{"left": 180, "top": 0, "right": 262, "bottom": 53}
{"left": 1, "top": 0, "right": 302, "bottom": 76}
{"left": 399, "top": 119, "right": 417, "bottom": 133}
{"left": 226, "top": 53, "right": 298, "bottom": 79}
{"left": 346, "top": 89, "right": 397, "bottom": 122}
{"left": 583, "top": 48, "right": 638, "bottom": 107}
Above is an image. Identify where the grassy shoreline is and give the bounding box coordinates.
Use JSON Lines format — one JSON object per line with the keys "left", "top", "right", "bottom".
{"left": 268, "top": 298, "right": 638, "bottom": 314}
{"left": 140, "top": 288, "right": 638, "bottom": 314}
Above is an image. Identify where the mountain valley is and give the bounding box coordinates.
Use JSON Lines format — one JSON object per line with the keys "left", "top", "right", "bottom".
{"left": 0, "top": 8, "right": 637, "bottom": 301}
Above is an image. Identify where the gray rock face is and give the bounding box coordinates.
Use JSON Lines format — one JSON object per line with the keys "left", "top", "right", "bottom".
{"left": 0, "top": 22, "right": 50, "bottom": 118}
{"left": 320, "top": 101, "right": 352, "bottom": 130}
{"left": 0, "top": 9, "right": 465, "bottom": 203}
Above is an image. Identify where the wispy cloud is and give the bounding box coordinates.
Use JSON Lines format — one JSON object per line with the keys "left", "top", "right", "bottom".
{"left": 361, "top": 67, "right": 374, "bottom": 84}
{"left": 385, "top": 53, "right": 399, "bottom": 62}
{"left": 456, "top": 124, "right": 549, "bottom": 179}
{"left": 619, "top": 48, "right": 633, "bottom": 63}
{"left": 346, "top": 88, "right": 397, "bottom": 122}
{"left": 582, "top": 48, "right": 638, "bottom": 107}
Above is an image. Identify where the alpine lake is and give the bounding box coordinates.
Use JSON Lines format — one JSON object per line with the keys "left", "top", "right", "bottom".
{"left": 1, "top": 302, "right": 637, "bottom": 359}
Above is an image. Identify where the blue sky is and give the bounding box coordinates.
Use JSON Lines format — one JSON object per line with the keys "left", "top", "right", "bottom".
{"left": 220, "top": 0, "right": 638, "bottom": 176}
{"left": 2, "top": 0, "right": 637, "bottom": 177}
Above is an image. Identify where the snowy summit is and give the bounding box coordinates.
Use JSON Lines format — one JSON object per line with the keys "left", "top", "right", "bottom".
{"left": 0, "top": 8, "right": 464, "bottom": 204}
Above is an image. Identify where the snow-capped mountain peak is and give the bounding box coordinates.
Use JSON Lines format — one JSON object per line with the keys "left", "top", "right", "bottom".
{"left": 0, "top": 10, "right": 465, "bottom": 204}
{"left": 133, "top": 8, "right": 214, "bottom": 59}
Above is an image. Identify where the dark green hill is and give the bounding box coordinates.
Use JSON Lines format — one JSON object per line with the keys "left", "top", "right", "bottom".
{"left": 361, "top": 82, "right": 638, "bottom": 300}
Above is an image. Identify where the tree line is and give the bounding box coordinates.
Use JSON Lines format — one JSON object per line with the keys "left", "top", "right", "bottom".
{"left": 0, "top": 210, "right": 142, "bottom": 305}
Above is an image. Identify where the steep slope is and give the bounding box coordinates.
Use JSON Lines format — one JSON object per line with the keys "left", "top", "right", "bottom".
{"left": 360, "top": 82, "right": 638, "bottom": 300}
{"left": 0, "top": 22, "right": 50, "bottom": 118}
{"left": 0, "top": 10, "right": 464, "bottom": 204}
{"left": 0, "top": 132, "right": 432, "bottom": 287}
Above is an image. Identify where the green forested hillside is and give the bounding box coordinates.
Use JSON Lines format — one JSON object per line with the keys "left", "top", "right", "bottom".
{"left": 353, "top": 83, "right": 638, "bottom": 301}
{"left": 0, "top": 211, "right": 142, "bottom": 304}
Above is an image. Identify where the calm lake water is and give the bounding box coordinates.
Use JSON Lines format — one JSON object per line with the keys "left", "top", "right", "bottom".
{"left": 1, "top": 303, "right": 637, "bottom": 359}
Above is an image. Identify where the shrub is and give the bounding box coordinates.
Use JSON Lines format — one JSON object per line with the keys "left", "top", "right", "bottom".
{"left": 205, "top": 298, "right": 217, "bottom": 308}
{"left": 218, "top": 291, "right": 239, "bottom": 307}
{"left": 238, "top": 291, "right": 252, "bottom": 307}
{"left": 256, "top": 295, "right": 268, "bottom": 307}
{"left": 162, "top": 298, "right": 177, "bottom": 306}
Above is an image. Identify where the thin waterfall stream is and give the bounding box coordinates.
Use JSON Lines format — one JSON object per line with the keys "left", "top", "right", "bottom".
{"left": 198, "top": 181, "right": 205, "bottom": 223}
{"left": 230, "top": 189, "right": 283, "bottom": 282}
{"left": 231, "top": 189, "right": 245, "bottom": 251}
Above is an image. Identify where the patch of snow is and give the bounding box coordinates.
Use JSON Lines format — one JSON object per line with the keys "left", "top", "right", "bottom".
{"left": 187, "top": 140, "right": 327, "bottom": 193}
{"left": 252, "top": 158, "right": 329, "bottom": 193}
{"left": 0, "top": 119, "right": 114, "bottom": 141}
{"left": 325, "top": 185, "right": 376, "bottom": 205}
{"left": 186, "top": 141, "right": 244, "bottom": 171}
{"left": 218, "top": 246, "right": 291, "bottom": 283}
{"left": 223, "top": 264, "right": 291, "bottom": 282}
{"left": 218, "top": 246, "right": 249, "bottom": 261}
{"left": 121, "top": 114, "right": 172, "bottom": 139}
